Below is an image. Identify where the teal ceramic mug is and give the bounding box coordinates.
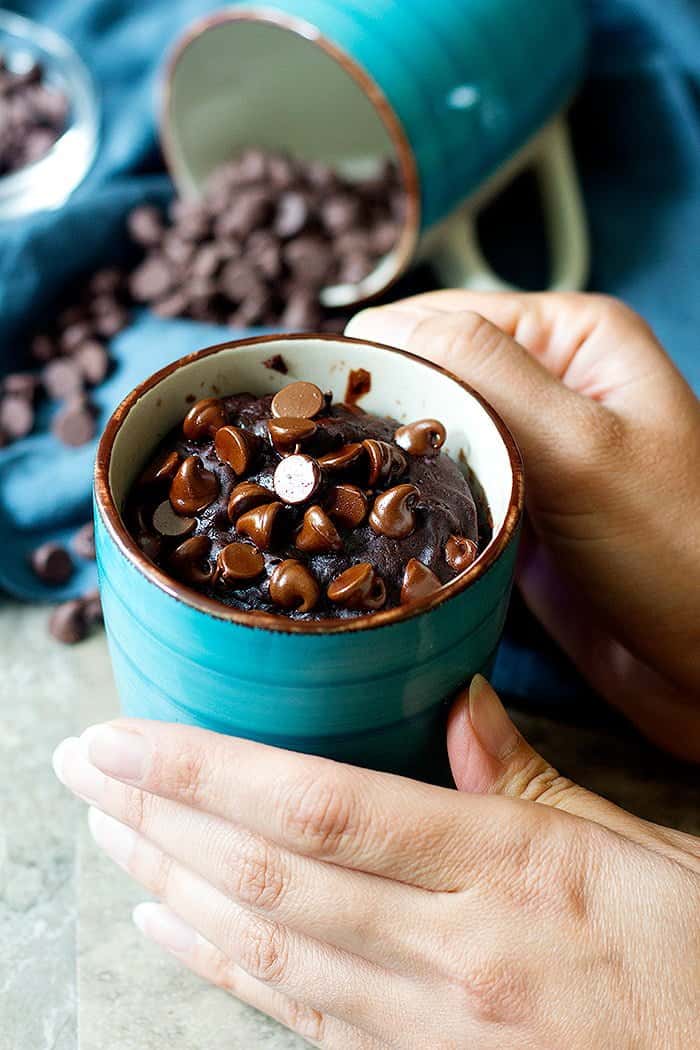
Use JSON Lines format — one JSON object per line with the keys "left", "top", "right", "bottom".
{"left": 94, "top": 334, "right": 523, "bottom": 780}
{"left": 161, "top": 0, "right": 590, "bottom": 305}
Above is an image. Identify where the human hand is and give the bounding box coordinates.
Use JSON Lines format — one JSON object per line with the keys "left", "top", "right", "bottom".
{"left": 53, "top": 684, "right": 700, "bottom": 1048}
{"left": 347, "top": 292, "right": 700, "bottom": 759}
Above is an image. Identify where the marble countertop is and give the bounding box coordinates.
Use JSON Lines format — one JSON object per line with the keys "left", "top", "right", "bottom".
{"left": 2, "top": 601, "right": 699, "bottom": 1050}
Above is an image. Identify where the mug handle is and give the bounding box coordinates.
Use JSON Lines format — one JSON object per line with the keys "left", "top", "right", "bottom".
{"left": 430, "top": 116, "right": 589, "bottom": 292}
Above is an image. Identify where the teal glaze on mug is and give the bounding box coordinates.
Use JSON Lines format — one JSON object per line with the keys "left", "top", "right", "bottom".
{"left": 94, "top": 335, "right": 523, "bottom": 779}
{"left": 162, "top": 1, "right": 590, "bottom": 303}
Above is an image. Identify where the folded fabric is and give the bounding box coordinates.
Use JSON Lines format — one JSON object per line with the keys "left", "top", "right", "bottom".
{"left": 1, "top": 0, "right": 698, "bottom": 718}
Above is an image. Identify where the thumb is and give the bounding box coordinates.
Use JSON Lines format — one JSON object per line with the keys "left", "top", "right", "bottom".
{"left": 345, "top": 305, "right": 597, "bottom": 495}
{"left": 448, "top": 676, "right": 700, "bottom": 871}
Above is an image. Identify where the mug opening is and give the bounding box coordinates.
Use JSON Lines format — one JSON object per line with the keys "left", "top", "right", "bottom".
{"left": 96, "top": 334, "right": 523, "bottom": 636}
{"left": 162, "top": 8, "right": 419, "bottom": 306}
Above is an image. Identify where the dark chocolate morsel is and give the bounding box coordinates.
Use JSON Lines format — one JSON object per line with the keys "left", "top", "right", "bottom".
{"left": 273, "top": 453, "right": 321, "bottom": 505}
{"left": 183, "top": 397, "right": 227, "bottom": 440}
{"left": 152, "top": 500, "right": 196, "bottom": 537}
{"left": 327, "top": 563, "right": 386, "bottom": 610}
{"left": 138, "top": 449, "right": 181, "bottom": 487}
{"left": 81, "top": 589, "right": 103, "bottom": 627}
{"left": 235, "top": 501, "right": 283, "bottom": 550}
{"left": 169, "top": 535, "right": 212, "bottom": 585}
{"left": 0, "top": 394, "right": 34, "bottom": 439}
{"left": 31, "top": 542, "right": 74, "bottom": 585}
{"left": 170, "top": 456, "right": 219, "bottom": 515}
{"left": 445, "top": 535, "right": 478, "bottom": 572}
{"left": 75, "top": 341, "right": 110, "bottom": 386}
{"left": 227, "top": 481, "right": 275, "bottom": 523}
{"left": 214, "top": 425, "right": 259, "bottom": 475}
{"left": 52, "top": 397, "right": 96, "bottom": 447}
{"left": 72, "top": 522, "right": 96, "bottom": 560}
{"left": 362, "top": 438, "right": 407, "bottom": 486}
{"left": 394, "top": 419, "right": 447, "bottom": 456}
{"left": 318, "top": 442, "right": 364, "bottom": 472}
{"left": 295, "top": 505, "right": 343, "bottom": 554}
{"left": 42, "top": 358, "right": 83, "bottom": 399}
{"left": 215, "top": 542, "right": 265, "bottom": 585}
{"left": 369, "top": 483, "right": 420, "bottom": 539}
{"left": 271, "top": 381, "right": 324, "bottom": 420}
{"left": 267, "top": 416, "right": 317, "bottom": 453}
{"left": 269, "top": 559, "right": 319, "bottom": 613}
{"left": 49, "top": 600, "right": 87, "bottom": 645}
{"left": 400, "top": 558, "right": 442, "bottom": 604}
{"left": 326, "top": 484, "right": 368, "bottom": 528}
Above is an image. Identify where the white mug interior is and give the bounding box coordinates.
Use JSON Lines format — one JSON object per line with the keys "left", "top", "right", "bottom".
{"left": 164, "top": 15, "right": 416, "bottom": 306}
{"left": 108, "top": 337, "right": 515, "bottom": 566}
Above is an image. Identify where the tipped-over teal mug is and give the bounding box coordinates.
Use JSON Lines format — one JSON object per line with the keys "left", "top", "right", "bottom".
{"left": 162, "top": 0, "right": 590, "bottom": 305}
{"left": 94, "top": 335, "right": 523, "bottom": 779}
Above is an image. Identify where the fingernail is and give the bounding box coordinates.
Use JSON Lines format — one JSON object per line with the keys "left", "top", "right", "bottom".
{"left": 81, "top": 725, "right": 149, "bottom": 781}
{"left": 133, "top": 902, "right": 197, "bottom": 955}
{"left": 88, "top": 807, "right": 136, "bottom": 869}
{"left": 52, "top": 737, "right": 76, "bottom": 785}
{"left": 345, "top": 306, "right": 421, "bottom": 348}
{"left": 52, "top": 737, "right": 103, "bottom": 805}
{"left": 468, "top": 675, "right": 520, "bottom": 762}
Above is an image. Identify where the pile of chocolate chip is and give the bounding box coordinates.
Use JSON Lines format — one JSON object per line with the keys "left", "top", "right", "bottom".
{"left": 126, "top": 379, "right": 482, "bottom": 620}
{"left": 29, "top": 523, "right": 103, "bottom": 643}
{"left": 127, "top": 148, "right": 405, "bottom": 330}
{"left": 0, "top": 54, "right": 69, "bottom": 175}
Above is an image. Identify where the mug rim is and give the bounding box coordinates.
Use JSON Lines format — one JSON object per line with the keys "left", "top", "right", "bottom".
{"left": 95, "top": 333, "right": 524, "bottom": 635}
{"left": 160, "top": 4, "right": 420, "bottom": 305}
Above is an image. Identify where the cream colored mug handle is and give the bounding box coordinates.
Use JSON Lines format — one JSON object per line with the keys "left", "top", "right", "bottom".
{"left": 430, "top": 116, "right": 589, "bottom": 292}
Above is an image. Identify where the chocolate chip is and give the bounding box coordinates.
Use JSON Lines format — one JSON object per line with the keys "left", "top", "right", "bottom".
{"left": 81, "top": 588, "right": 103, "bottom": 626}
{"left": 295, "top": 505, "right": 343, "bottom": 553}
{"left": 327, "top": 563, "right": 386, "bottom": 610}
{"left": 215, "top": 541, "right": 264, "bottom": 585}
{"left": 0, "top": 394, "right": 34, "bottom": 438}
{"left": 445, "top": 535, "right": 478, "bottom": 573}
{"left": 236, "top": 501, "right": 283, "bottom": 550}
{"left": 72, "top": 522, "right": 95, "bottom": 560}
{"left": 129, "top": 257, "right": 174, "bottom": 302}
{"left": 51, "top": 397, "right": 95, "bottom": 446}
{"left": 169, "top": 535, "right": 212, "bottom": 585}
{"left": 3, "top": 373, "right": 38, "bottom": 400}
{"left": 318, "top": 442, "right": 364, "bottom": 472}
{"left": 400, "top": 559, "right": 442, "bottom": 604}
{"left": 61, "top": 322, "right": 94, "bottom": 354}
{"left": 273, "top": 453, "right": 321, "bottom": 505}
{"left": 49, "top": 600, "right": 87, "bottom": 644}
{"left": 362, "top": 439, "right": 407, "bottom": 486}
{"left": 271, "top": 381, "right": 324, "bottom": 420}
{"left": 30, "top": 334, "right": 56, "bottom": 363}
{"left": 262, "top": 354, "right": 288, "bottom": 374}
{"left": 152, "top": 500, "right": 196, "bottom": 537}
{"left": 268, "top": 416, "right": 317, "bottom": 453}
{"left": 394, "top": 419, "right": 446, "bottom": 456}
{"left": 269, "top": 559, "right": 319, "bottom": 613}
{"left": 93, "top": 306, "right": 129, "bottom": 339}
{"left": 170, "top": 456, "right": 219, "bottom": 515}
{"left": 326, "top": 483, "right": 368, "bottom": 528}
{"left": 221, "top": 187, "right": 271, "bottom": 239}
{"left": 42, "top": 358, "right": 83, "bottom": 400}
{"left": 283, "top": 236, "right": 332, "bottom": 285}
{"left": 369, "top": 483, "right": 420, "bottom": 539}
{"left": 74, "top": 341, "right": 110, "bottom": 386}
{"left": 31, "top": 542, "right": 74, "bottom": 585}
{"left": 137, "top": 533, "right": 164, "bottom": 561}
{"left": 138, "top": 449, "right": 181, "bottom": 488}
{"left": 280, "top": 289, "right": 323, "bottom": 330}
{"left": 274, "top": 191, "right": 309, "bottom": 238}
{"left": 182, "top": 397, "right": 227, "bottom": 441}
{"left": 214, "top": 425, "right": 259, "bottom": 475}
{"left": 321, "top": 194, "right": 361, "bottom": 235}
{"left": 219, "top": 258, "right": 264, "bottom": 301}
{"left": 90, "top": 268, "right": 123, "bottom": 296}
{"left": 127, "top": 205, "right": 164, "bottom": 247}
{"left": 227, "top": 481, "right": 275, "bottom": 523}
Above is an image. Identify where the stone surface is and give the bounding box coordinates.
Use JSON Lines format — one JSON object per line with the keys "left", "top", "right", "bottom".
{"left": 1, "top": 600, "right": 699, "bottom": 1049}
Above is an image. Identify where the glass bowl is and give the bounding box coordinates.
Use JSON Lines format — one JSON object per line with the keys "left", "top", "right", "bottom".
{"left": 0, "top": 8, "right": 99, "bottom": 221}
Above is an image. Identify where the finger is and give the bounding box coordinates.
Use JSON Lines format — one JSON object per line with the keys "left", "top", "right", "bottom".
{"left": 133, "top": 902, "right": 385, "bottom": 1049}
{"left": 84, "top": 806, "right": 417, "bottom": 1040}
{"left": 346, "top": 290, "right": 685, "bottom": 415}
{"left": 54, "top": 738, "right": 431, "bottom": 972}
{"left": 447, "top": 676, "right": 700, "bottom": 873}
{"left": 55, "top": 721, "right": 523, "bottom": 891}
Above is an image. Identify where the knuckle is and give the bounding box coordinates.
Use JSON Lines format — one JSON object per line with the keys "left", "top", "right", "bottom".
{"left": 121, "top": 784, "right": 147, "bottom": 834}
{"left": 283, "top": 998, "right": 326, "bottom": 1043}
{"left": 238, "top": 916, "right": 289, "bottom": 985}
{"left": 280, "top": 771, "right": 354, "bottom": 858}
{"left": 162, "top": 742, "right": 209, "bottom": 807}
{"left": 228, "top": 835, "right": 285, "bottom": 913}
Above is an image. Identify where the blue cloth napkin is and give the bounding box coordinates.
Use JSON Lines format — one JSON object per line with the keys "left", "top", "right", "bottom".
{"left": 1, "top": 0, "right": 698, "bottom": 717}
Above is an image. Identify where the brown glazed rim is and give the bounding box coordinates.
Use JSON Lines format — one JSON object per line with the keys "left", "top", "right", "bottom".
{"left": 95, "top": 334, "right": 524, "bottom": 636}
{"left": 159, "top": 5, "right": 420, "bottom": 306}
